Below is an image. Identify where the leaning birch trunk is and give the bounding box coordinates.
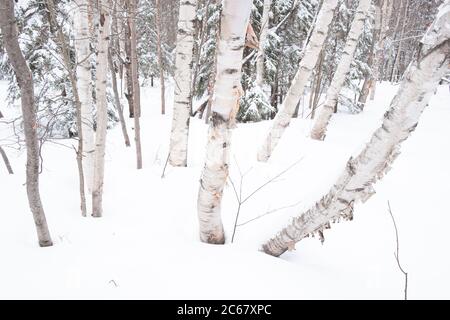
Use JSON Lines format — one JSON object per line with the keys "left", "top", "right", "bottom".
{"left": 310, "top": 0, "right": 371, "bottom": 141}
{"left": 156, "top": 0, "right": 166, "bottom": 115}
{"left": 0, "top": 146, "right": 14, "bottom": 174}
{"left": 47, "top": 0, "right": 87, "bottom": 216}
{"left": 168, "top": 0, "right": 198, "bottom": 167}
{"left": 257, "top": 0, "right": 338, "bottom": 162}
{"left": 74, "top": 0, "right": 95, "bottom": 194}
{"left": 262, "top": 2, "right": 450, "bottom": 257}
{"left": 92, "top": 1, "right": 110, "bottom": 217}
{"left": 0, "top": 1, "right": 53, "bottom": 246}
{"left": 197, "top": 0, "right": 252, "bottom": 244}
{"left": 256, "top": 0, "right": 272, "bottom": 87}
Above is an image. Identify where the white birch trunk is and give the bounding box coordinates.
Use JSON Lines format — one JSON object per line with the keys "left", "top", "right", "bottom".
{"left": 197, "top": 0, "right": 252, "bottom": 244}
{"left": 73, "top": 0, "right": 94, "bottom": 194}
{"left": 92, "top": 1, "right": 110, "bottom": 217}
{"left": 262, "top": 2, "right": 450, "bottom": 257}
{"left": 256, "top": 0, "right": 272, "bottom": 87}
{"left": 310, "top": 0, "right": 371, "bottom": 141}
{"left": 168, "top": 0, "right": 198, "bottom": 167}
{"left": 257, "top": 0, "right": 338, "bottom": 162}
{"left": 156, "top": 0, "right": 166, "bottom": 115}
{"left": 370, "top": 0, "right": 393, "bottom": 100}
{"left": 128, "top": 0, "right": 142, "bottom": 169}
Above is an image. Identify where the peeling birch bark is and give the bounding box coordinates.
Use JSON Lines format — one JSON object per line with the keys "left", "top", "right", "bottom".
{"left": 197, "top": 0, "right": 252, "bottom": 244}
{"left": 310, "top": 0, "right": 371, "bottom": 141}
{"left": 169, "top": 0, "right": 198, "bottom": 167}
{"left": 257, "top": 0, "right": 338, "bottom": 162}
{"left": 262, "top": 1, "right": 450, "bottom": 257}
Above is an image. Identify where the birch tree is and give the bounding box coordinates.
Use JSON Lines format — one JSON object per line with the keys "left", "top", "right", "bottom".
{"left": 73, "top": 0, "right": 95, "bottom": 194}
{"left": 257, "top": 0, "right": 338, "bottom": 162}
{"left": 128, "top": 0, "right": 143, "bottom": 169}
{"left": 92, "top": 1, "right": 111, "bottom": 217}
{"left": 256, "top": 0, "right": 272, "bottom": 87}
{"left": 197, "top": 0, "right": 252, "bottom": 244}
{"left": 0, "top": 0, "right": 53, "bottom": 246}
{"left": 169, "top": 0, "right": 198, "bottom": 167}
{"left": 46, "top": 0, "right": 87, "bottom": 216}
{"left": 370, "top": 0, "right": 393, "bottom": 100}
{"left": 262, "top": 1, "right": 450, "bottom": 257}
{"left": 156, "top": 0, "right": 166, "bottom": 115}
{"left": 310, "top": 0, "right": 371, "bottom": 141}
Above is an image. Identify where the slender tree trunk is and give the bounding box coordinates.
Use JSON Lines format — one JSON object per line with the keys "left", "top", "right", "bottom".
{"left": 204, "top": 10, "right": 220, "bottom": 125}
{"left": 0, "top": 146, "right": 13, "bottom": 174}
{"left": 92, "top": 1, "right": 111, "bottom": 217}
{"left": 128, "top": 0, "right": 143, "bottom": 169}
{"left": 47, "top": 0, "right": 87, "bottom": 216}
{"left": 191, "top": 0, "right": 211, "bottom": 110}
{"left": 390, "top": 0, "right": 409, "bottom": 83}
{"left": 0, "top": 1, "right": 53, "bottom": 246}
{"left": 310, "top": 0, "right": 371, "bottom": 141}
{"left": 257, "top": 0, "right": 338, "bottom": 162}
{"left": 256, "top": 0, "right": 272, "bottom": 87}
{"left": 370, "top": 0, "right": 392, "bottom": 100}
{"left": 358, "top": 0, "right": 382, "bottom": 109}
{"left": 262, "top": 5, "right": 450, "bottom": 256}
{"left": 156, "top": 0, "right": 166, "bottom": 115}
{"left": 197, "top": 0, "right": 252, "bottom": 244}
{"left": 108, "top": 47, "right": 131, "bottom": 147}
{"left": 311, "top": 48, "right": 324, "bottom": 119}
{"left": 73, "top": 0, "right": 95, "bottom": 197}
{"left": 124, "top": 12, "right": 134, "bottom": 118}
{"left": 168, "top": 0, "right": 198, "bottom": 167}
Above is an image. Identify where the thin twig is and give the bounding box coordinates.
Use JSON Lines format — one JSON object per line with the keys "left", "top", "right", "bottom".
{"left": 161, "top": 152, "right": 170, "bottom": 178}
{"left": 387, "top": 201, "right": 408, "bottom": 300}
{"left": 237, "top": 200, "right": 302, "bottom": 227}
{"left": 241, "top": 157, "right": 303, "bottom": 204}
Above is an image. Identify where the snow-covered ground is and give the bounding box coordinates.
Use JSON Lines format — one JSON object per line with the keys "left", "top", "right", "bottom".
{"left": 0, "top": 80, "right": 449, "bottom": 299}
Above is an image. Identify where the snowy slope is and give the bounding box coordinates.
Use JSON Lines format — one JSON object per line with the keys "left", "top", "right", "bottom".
{"left": 0, "top": 80, "right": 449, "bottom": 299}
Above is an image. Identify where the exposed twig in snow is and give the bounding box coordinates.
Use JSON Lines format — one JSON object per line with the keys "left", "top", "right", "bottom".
{"left": 161, "top": 153, "right": 170, "bottom": 178}
{"left": 229, "top": 157, "right": 304, "bottom": 243}
{"left": 388, "top": 201, "right": 408, "bottom": 300}
{"left": 237, "top": 200, "right": 302, "bottom": 227}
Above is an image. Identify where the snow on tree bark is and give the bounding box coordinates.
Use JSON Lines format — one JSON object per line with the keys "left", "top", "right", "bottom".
{"left": 197, "top": 0, "right": 252, "bottom": 244}
{"left": 256, "top": 0, "right": 272, "bottom": 87}
{"left": 262, "top": 1, "right": 450, "bottom": 257}
{"left": 0, "top": 0, "right": 53, "bottom": 246}
{"left": 257, "top": 0, "right": 338, "bottom": 162}
{"left": 92, "top": 1, "right": 110, "bottom": 217}
{"left": 310, "top": 0, "right": 371, "bottom": 141}
{"left": 169, "top": 0, "right": 198, "bottom": 167}
{"left": 74, "top": 0, "right": 95, "bottom": 194}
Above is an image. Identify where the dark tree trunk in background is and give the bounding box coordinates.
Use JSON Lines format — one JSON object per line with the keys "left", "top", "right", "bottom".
{"left": 0, "top": 146, "right": 14, "bottom": 174}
